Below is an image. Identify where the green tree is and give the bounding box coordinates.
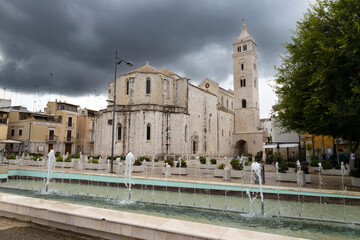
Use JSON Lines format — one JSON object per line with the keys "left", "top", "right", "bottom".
{"left": 274, "top": 0, "right": 360, "bottom": 152}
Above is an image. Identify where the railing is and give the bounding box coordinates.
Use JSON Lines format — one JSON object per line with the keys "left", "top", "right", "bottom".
{"left": 45, "top": 135, "right": 58, "bottom": 142}
{"left": 64, "top": 136, "right": 74, "bottom": 142}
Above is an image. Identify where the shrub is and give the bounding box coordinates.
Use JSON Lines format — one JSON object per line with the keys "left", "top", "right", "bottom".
{"left": 246, "top": 153, "right": 253, "bottom": 161}
{"left": 199, "top": 157, "right": 206, "bottom": 164}
{"left": 139, "top": 156, "right": 150, "bottom": 162}
{"left": 287, "top": 162, "right": 297, "bottom": 169}
{"left": 88, "top": 155, "right": 101, "bottom": 159}
{"left": 322, "top": 161, "right": 333, "bottom": 170}
{"left": 310, "top": 159, "right": 320, "bottom": 167}
{"left": 56, "top": 156, "right": 63, "bottom": 162}
{"left": 134, "top": 159, "right": 142, "bottom": 166}
{"left": 6, "top": 155, "right": 16, "bottom": 159}
{"left": 154, "top": 158, "right": 159, "bottom": 162}
{"left": 55, "top": 152, "right": 61, "bottom": 157}
{"left": 334, "top": 163, "right": 341, "bottom": 170}
{"left": 230, "top": 159, "right": 243, "bottom": 170}
{"left": 210, "top": 159, "right": 217, "bottom": 165}
{"left": 88, "top": 159, "right": 99, "bottom": 164}
{"left": 295, "top": 165, "right": 309, "bottom": 174}
{"left": 31, "top": 156, "right": 43, "bottom": 161}
{"left": 301, "top": 165, "right": 309, "bottom": 174}
{"left": 265, "top": 154, "right": 274, "bottom": 164}
{"left": 244, "top": 159, "right": 251, "bottom": 166}
{"left": 64, "top": 156, "right": 72, "bottom": 162}
{"left": 107, "top": 155, "right": 122, "bottom": 160}
{"left": 278, "top": 162, "right": 289, "bottom": 173}
{"left": 311, "top": 155, "right": 318, "bottom": 161}
{"left": 351, "top": 169, "right": 360, "bottom": 178}
{"left": 217, "top": 163, "right": 225, "bottom": 170}
{"left": 176, "top": 159, "right": 187, "bottom": 168}
{"left": 71, "top": 153, "right": 80, "bottom": 159}
{"left": 164, "top": 159, "right": 174, "bottom": 167}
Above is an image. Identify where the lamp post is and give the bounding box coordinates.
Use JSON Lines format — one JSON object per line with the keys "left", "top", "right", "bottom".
{"left": 110, "top": 50, "right": 133, "bottom": 173}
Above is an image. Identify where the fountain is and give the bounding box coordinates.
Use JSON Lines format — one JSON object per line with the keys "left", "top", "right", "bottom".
{"left": 45, "top": 150, "right": 56, "bottom": 192}
{"left": 124, "top": 152, "right": 135, "bottom": 200}
{"left": 1, "top": 153, "right": 360, "bottom": 240}
{"left": 251, "top": 161, "right": 264, "bottom": 215}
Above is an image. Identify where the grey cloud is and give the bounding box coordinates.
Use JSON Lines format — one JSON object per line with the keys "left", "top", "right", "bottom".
{"left": 0, "top": 0, "right": 311, "bottom": 96}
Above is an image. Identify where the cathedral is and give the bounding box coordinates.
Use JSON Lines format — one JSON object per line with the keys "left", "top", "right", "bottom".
{"left": 95, "top": 24, "right": 263, "bottom": 159}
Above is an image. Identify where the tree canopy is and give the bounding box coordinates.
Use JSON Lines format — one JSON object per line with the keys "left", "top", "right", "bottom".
{"left": 274, "top": 0, "right": 360, "bottom": 152}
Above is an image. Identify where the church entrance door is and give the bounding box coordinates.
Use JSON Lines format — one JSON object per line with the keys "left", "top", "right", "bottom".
{"left": 235, "top": 140, "right": 248, "bottom": 156}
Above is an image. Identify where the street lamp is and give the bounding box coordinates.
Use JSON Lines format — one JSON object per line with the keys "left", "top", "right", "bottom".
{"left": 110, "top": 50, "right": 133, "bottom": 173}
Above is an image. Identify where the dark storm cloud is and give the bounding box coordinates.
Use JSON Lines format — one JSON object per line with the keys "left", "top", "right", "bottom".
{"left": 0, "top": 0, "right": 311, "bottom": 96}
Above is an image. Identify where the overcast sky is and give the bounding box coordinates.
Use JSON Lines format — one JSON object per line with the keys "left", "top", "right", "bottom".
{"left": 0, "top": 0, "right": 314, "bottom": 117}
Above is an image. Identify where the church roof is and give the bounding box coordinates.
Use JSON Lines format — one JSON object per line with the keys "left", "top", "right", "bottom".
{"left": 234, "top": 24, "right": 254, "bottom": 43}
{"left": 160, "top": 67, "right": 181, "bottom": 78}
{"left": 122, "top": 62, "right": 164, "bottom": 76}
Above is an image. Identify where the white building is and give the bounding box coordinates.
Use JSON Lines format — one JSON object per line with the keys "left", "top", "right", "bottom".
{"left": 95, "top": 24, "right": 263, "bottom": 159}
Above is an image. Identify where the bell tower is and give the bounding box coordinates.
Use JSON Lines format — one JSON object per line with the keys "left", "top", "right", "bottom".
{"left": 232, "top": 23, "right": 262, "bottom": 156}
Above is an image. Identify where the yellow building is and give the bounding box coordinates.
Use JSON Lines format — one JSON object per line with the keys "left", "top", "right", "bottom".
{"left": 304, "top": 134, "right": 356, "bottom": 156}
{"left": 7, "top": 108, "right": 61, "bottom": 154}
{"left": 44, "top": 101, "right": 79, "bottom": 154}
{"left": 77, "top": 108, "right": 98, "bottom": 154}
{"left": 0, "top": 110, "right": 9, "bottom": 151}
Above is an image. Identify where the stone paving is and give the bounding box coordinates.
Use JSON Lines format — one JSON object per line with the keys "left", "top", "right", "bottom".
{"left": 0, "top": 216, "right": 105, "bottom": 240}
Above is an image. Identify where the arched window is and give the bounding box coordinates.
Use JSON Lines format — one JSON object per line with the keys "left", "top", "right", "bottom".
{"left": 226, "top": 99, "right": 229, "bottom": 108}
{"left": 126, "top": 80, "right": 129, "bottom": 95}
{"left": 117, "top": 123, "right": 122, "bottom": 140}
{"left": 146, "top": 79, "right": 151, "bottom": 94}
{"left": 240, "top": 79, "right": 243, "bottom": 87}
{"left": 243, "top": 45, "right": 247, "bottom": 51}
{"left": 185, "top": 125, "right": 188, "bottom": 142}
{"left": 242, "top": 99, "right": 247, "bottom": 108}
{"left": 221, "top": 96, "right": 223, "bottom": 105}
{"left": 254, "top": 77, "right": 257, "bottom": 88}
{"left": 243, "top": 79, "right": 246, "bottom": 87}
{"left": 208, "top": 119, "right": 211, "bottom": 133}
{"left": 146, "top": 123, "right": 151, "bottom": 140}
{"left": 231, "top": 101, "right": 233, "bottom": 110}
{"left": 241, "top": 64, "right": 244, "bottom": 70}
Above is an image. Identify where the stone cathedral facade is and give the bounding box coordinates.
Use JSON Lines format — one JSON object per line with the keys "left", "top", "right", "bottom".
{"left": 95, "top": 24, "right": 263, "bottom": 159}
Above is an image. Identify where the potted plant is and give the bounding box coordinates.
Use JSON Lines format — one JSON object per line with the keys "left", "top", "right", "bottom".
{"left": 276, "top": 162, "right": 311, "bottom": 183}
{"left": 230, "top": 158, "right": 243, "bottom": 178}
{"left": 287, "top": 162, "right": 297, "bottom": 173}
{"left": 132, "top": 159, "right": 145, "bottom": 172}
{"left": 172, "top": 158, "right": 187, "bottom": 175}
{"left": 310, "top": 157, "right": 320, "bottom": 172}
{"left": 214, "top": 163, "right": 225, "bottom": 177}
{"left": 351, "top": 169, "right": 360, "bottom": 187}
{"left": 207, "top": 158, "right": 217, "bottom": 169}
{"left": 199, "top": 157, "right": 207, "bottom": 169}
{"left": 321, "top": 161, "right": 349, "bottom": 176}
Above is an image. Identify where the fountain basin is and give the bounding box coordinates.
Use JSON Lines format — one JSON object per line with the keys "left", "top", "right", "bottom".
{"left": 0, "top": 164, "right": 8, "bottom": 182}
{"left": 0, "top": 192, "right": 307, "bottom": 240}
{"left": 277, "top": 172, "right": 311, "bottom": 183}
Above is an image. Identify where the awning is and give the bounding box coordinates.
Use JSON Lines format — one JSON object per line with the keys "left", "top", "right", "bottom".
{"left": 0, "top": 140, "right": 22, "bottom": 144}
{"left": 263, "top": 143, "right": 299, "bottom": 149}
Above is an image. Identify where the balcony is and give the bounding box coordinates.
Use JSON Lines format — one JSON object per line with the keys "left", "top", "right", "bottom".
{"left": 64, "top": 136, "right": 74, "bottom": 143}
{"left": 46, "top": 135, "right": 58, "bottom": 143}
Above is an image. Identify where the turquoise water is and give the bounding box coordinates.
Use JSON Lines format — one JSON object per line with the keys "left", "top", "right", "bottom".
{"left": 7, "top": 169, "right": 360, "bottom": 200}
{"left": 0, "top": 183, "right": 360, "bottom": 240}
{"left": 1, "top": 169, "right": 360, "bottom": 240}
